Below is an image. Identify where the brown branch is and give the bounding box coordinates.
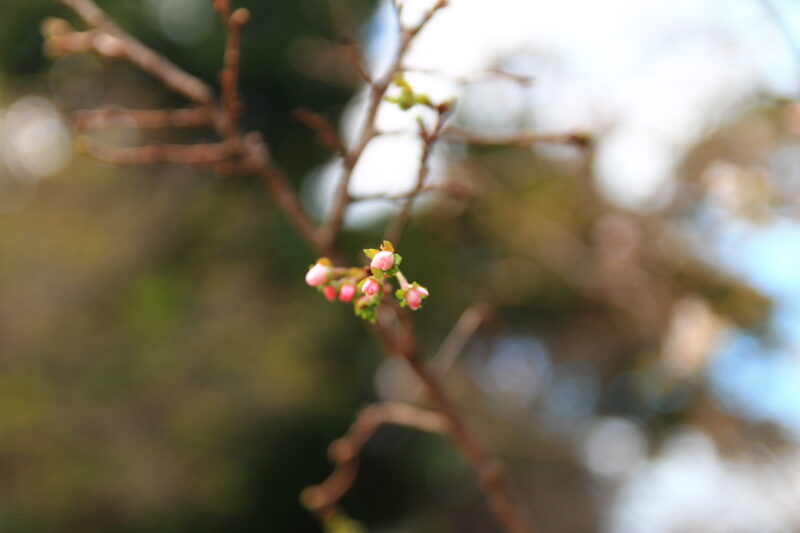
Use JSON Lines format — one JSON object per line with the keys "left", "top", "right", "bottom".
{"left": 301, "top": 402, "right": 449, "bottom": 518}
{"left": 383, "top": 107, "right": 450, "bottom": 245}
{"left": 374, "top": 306, "right": 534, "bottom": 533}
{"left": 54, "top": 0, "right": 329, "bottom": 258}
{"left": 73, "top": 107, "right": 213, "bottom": 130}
{"left": 78, "top": 138, "right": 237, "bottom": 166}
{"left": 431, "top": 303, "right": 491, "bottom": 376}
{"left": 51, "top": 2, "right": 536, "bottom": 531}
{"left": 343, "top": 39, "right": 373, "bottom": 85}
{"left": 292, "top": 107, "right": 345, "bottom": 155}
{"left": 445, "top": 126, "right": 593, "bottom": 148}
{"left": 212, "top": 0, "right": 231, "bottom": 24}
{"left": 220, "top": 8, "right": 250, "bottom": 135}
{"left": 239, "top": 132, "right": 332, "bottom": 257}
{"left": 57, "top": 0, "right": 215, "bottom": 105}
{"left": 404, "top": 66, "right": 535, "bottom": 87}
{"left": 319, "top": 0, "right": 450, "bottom": 250}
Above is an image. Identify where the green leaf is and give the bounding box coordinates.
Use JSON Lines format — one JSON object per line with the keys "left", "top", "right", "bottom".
{"left": 393, "top": 253, "right": 402, "bottom": 266}
{"left": 363, "top": 248, "right": 379, "bottom": 259}
{"left": 395, "top": 289, "right": 405, "bottom": 300}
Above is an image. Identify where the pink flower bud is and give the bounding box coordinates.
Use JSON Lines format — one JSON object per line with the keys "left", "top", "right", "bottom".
{"left": 405, "top": 286, "right": 429, "bottom": 310}
{"left": 305, "top": 263, "right": 329, "bottom": 286}
{"left": 371, "top": 250, "right": 394, "bottom": 271}
{"left": 339, "top": 284, "right": 355, "bottom": 303}
{"left": 362, "top": 278, "right": 381, "bottom": 296}
{"left": 324, "top": 286, "right": 337, "bottom": 301}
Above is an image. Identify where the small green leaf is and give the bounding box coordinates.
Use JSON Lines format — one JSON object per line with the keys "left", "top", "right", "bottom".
{"left": 393, "top": 253, "right": 402, "bottom": 266}
{"left": 363, "top": 248, "right": 379, "bottom": 259}
{"left": 395, "top": 289, "right": 405, "bottom": 300}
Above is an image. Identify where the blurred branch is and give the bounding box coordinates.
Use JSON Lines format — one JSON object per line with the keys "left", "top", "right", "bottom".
{"left": 301, "top": 402, "right": 449, "bottom": 519}
{"left": 49, "top": 2, "right": 214, "bottom": 104}
{"left": 445, "top": 126, "right": 593, "bottom": 148}
{"left": 374, "top": 304, "right": 534, "bottom": 533}
{"left": 343, "top": 38, "right": 373, "bottom": 85}
{"left": 405, "top": 66, "right": 535, "bottom": 86}
{"left": 432, "top": 303, "right": 492, "bottom": 375}
{"left": 49, "top": 0, "right": 329, "bottom": 257}
{"left": 73, "top": 108, "right": 213, "bottom": 130}
{"left": 78, "top": 137, "right": 237, "bottom": 166}
{"left": 292, "top": 107, "right": 346, "bottom": 155}
{"left": 218, "top": 6, "right": 250, "bottom": 135}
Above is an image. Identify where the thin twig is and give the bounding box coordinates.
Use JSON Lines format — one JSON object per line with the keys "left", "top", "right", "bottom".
{"left": 445, "top": 126, "right": 593, "bottom": 148}
{"left": 431, "top": 303, "right": 491, "bottom": 376}
{"left": 384, "top": 108, "right": 450, "bottom": 245}
{"left": 220, "top": 7, "right": 250, "bottom": 135}
{"left": 320, "top": 0, "right": 450, "bottom": 250}
{"left": 292, "top": 107, "right": 346, "bottom": 155}
{"left": 343, "top": 39, "right": 373, "bottom": 85}
{"left": 301, "top": 402, "right": 449, "bottom": 518}
{"left": 404, "top": 66, "right": 535, "bottom": 87}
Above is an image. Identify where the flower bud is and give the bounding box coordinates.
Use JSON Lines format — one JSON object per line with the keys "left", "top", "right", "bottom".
{"left": 370, "top": 250, "right": 394, "bottom": 272}
{"left": 405, "top": 285, "right": 429, "bottom": 310}
{"left": 362, "top": 278, "right": 381, "bottom": 296}
{"left": 305, "top": 263, "right": 330, "bottom": 286}
{"left": 324, "top": 286, "right": 337, "bottom": 301}
{"left": 339, "top": 284, "right": 356, "bottom": 303}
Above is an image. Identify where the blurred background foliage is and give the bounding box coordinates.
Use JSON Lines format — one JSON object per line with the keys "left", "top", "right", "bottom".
{"left": 0, "top": 0, "right": 798, "bottom": 532}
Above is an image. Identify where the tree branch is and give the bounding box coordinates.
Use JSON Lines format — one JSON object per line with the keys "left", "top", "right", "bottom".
{"left": 57, "top": 0, "right": 215, "bottom": 104}
{"left": 49, "top": 2, "right": 536, "bottom": 531}
{"left": 444, "top": 126, "right": 592, "bottom": 148}
{"left": 384, "top": 106, "right": 450, "bottom": 245}
{"left": 301, "top": 402, "right": 449, "bottom": 519}
{"left": 374, "top": 305, "right": 533, "bottom": 533}
{"left": 52, "top": 0, "right": 330, "bottom": 257}
{"left": 73, "top": 107, "right": 213, "bottom": 130}
{"left": 319, "top": 0, "right": 450, "bottom": 250}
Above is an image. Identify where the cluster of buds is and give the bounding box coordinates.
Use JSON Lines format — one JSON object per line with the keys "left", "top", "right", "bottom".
{"left": 305, "top": 241, "right": 429, "bottom": 323}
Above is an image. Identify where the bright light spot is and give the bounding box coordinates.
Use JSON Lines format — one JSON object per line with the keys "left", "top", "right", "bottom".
{"left": 146, "top": 0, "right": 215, "bottom": 45}
{"left": 580, "top": 417, "right": 646, "bottom": 479}
{"left": 469, "top": 336, "right": 551, "bottom": 410}
{"left": 662, "top": 295, "right": 729, "bottom": 376}
{"left": 608, "top": 429, "right": 800, "bottom": 533}
{"left": 2, "top": 97, "right": 72, "bottom": 181}
{"left": 542, "top": 362, "right": 600, "bottom": 424}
